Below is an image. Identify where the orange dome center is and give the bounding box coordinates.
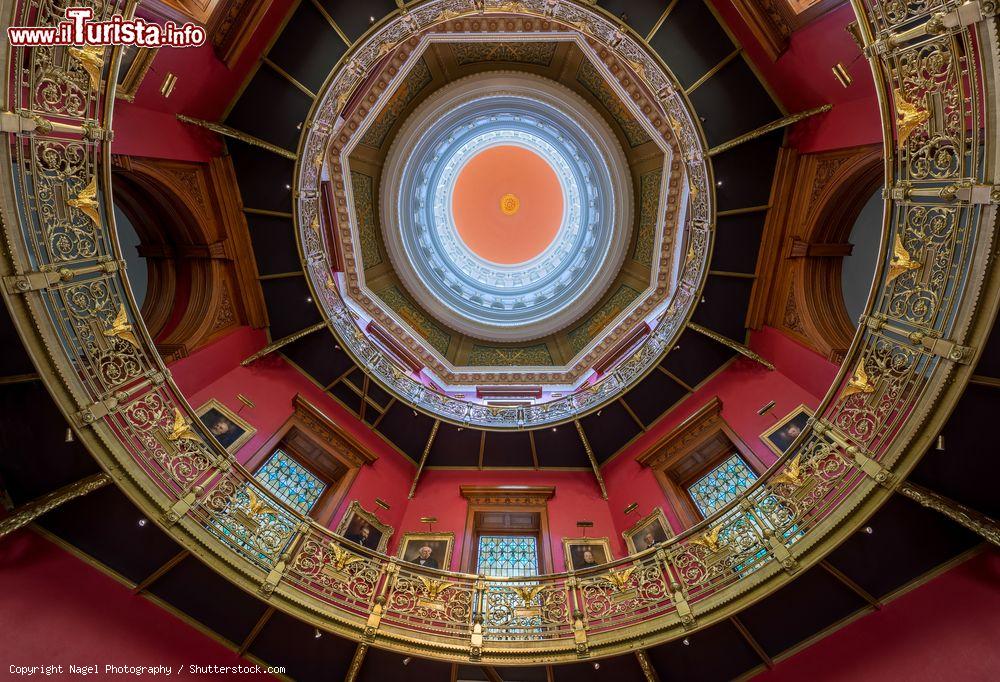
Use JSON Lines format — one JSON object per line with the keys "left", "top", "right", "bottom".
{"left": 451, "top": 145, "right": 564, "bottom": 265}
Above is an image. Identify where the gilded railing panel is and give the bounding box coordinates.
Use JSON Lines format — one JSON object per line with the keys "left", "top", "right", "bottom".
{"left": 1, "top": 0, "right": 998, "bottom": 665}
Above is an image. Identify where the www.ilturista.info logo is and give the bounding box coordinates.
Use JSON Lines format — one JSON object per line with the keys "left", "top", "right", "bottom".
{"left": 7, "top": 7, "right": 206, "bottom": 47}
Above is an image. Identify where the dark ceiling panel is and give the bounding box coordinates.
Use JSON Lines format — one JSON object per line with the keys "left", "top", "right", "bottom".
{"left": 427, "top": 422, "right": 483, "bottom": 467}
{"left": 647, "top": 619, "right": 761, "bottom": 682}
{"left": 148, "top": 555, "right": 269, "bottom": 646}
{"left": 659, "top": 328, "right": 734, "bottom": 388}
{"left": 281, "top": 328, "right": 355, "bottom": 388}
{"left": 622, "top": 367, "right": 689, "bottom": 427}
{"left": 533, "top": 423, "right": 587, "bottom": 468}
{"left": 711, "top": 212, "right": 766, "bottom": 275}
{"left": 736, "top": 565, "right": 866, "bottom": 657}
{"left": 580, "top": 400, "right": 642, "bottom": 462}
{"left": 376, "top": 401, "right": 434, "bottom": 462}
{"left": 972, "top": 314, "right": 1000, "bottom": 377}
{"left": 227, "top": 145, "right": 295, "bottom": 213}
{"left": 0, "top": 303, "right": 35, "bottom": 377}
{"left": 365, "top": 379, "right": 392, "bottom": 410}
{"left": 0, "top": 382, "right": 100, "bottom": 503}
{"left": 267, "top": 1, "right": 346, "bottom": 94}
{"left": 226, "top": 66, "right": 311, "bottom": 151}
{"left": 597, "top": 0, "right": 668, "bottom": 38}
{"left": 319, "top": 0, "right": 397, "bottom": 42}
{"left": 648, "top": 0, "right": 734, "bottom": 90}
{"left": 249, "top": 610, "right": 355, "bottom": 682}
{"left": 690, "top": 275, "right": 753, "bottom": 342}
{"left": 482, "top": 430, "right": 534, "bottom": 468}
{"left": 358, "top": 647, "right": 453, "bottom": 682}
{"left": 36, "top": 485, "right": 183, "bottom": 584}
{"left": 711, "top": 131, "right": 783, "bottom": 212}
{"left": 330, "top": 381, "right": 363, "bottom": 414}
{"left": 909, "top": 385, "right": 999, "bottom": 516}
{"left": 244, "top": 213, "right": 299, "bottom": 277}
{"left": 824, "top": 494, "right": 979, "bottom": 599}
{"left": 688, "top": 58, "right": 780, "bottom": 148}
{"left": 259, "top": 276, "right": 322, "bottom": 339}
{"left": 552, "top": 653, "right": 644, "bottom": 681}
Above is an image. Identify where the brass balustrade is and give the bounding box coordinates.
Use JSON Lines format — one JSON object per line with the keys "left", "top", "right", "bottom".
{"left": 1, "top": 0, "right": 998, "bottom": 666}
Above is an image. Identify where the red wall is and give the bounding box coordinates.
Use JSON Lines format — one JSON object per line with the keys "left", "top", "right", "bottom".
{"left": 707, "top": 1, "right": 882, "bottom": 153}
{"left": 754, "top": 551, "right": 1000, "bottom": 681}
{"left": 603, "top": 350, "right": 825, "bottom": 537}
{"left": 112, "top": 0, "right": 297, "bottom": 162}
{"left": 0, "top": 530, "right": 266, "bottom": 674}
{"left": 399, "top": 469, "right": 621, "bottom": 573}
{"left": 169, "top": 329, "right": 414, "bottom": 533}
{"left": 751, "top": 325, "right": 841, "bottom": 401}
{"left": 171, "top": 328, "right": 838, "bottom": 551}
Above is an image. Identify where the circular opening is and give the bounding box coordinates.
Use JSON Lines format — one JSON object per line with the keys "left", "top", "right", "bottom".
{"left": 451, "top": 144, "right": 564, "bottom": 265}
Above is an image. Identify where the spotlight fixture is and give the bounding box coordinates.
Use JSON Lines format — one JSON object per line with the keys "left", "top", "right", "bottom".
{"left": 314, "top": 628, "right": 322, "bottom": 639}
{"left": 682, "top": 637, "right": 690, "bottom": 646}
{"left": 936, "top": 434, "right": 945, "bottom": 451}
{"left": 716, "top": 180, "right": 723, "bottom": 187}
{"left": 137, "top": 518, "right": 148, "bottom": 528}
{"left": 593, "top": 662, "right": 601, "bottom": 670}
{"left": 306, "top": 297, "right": 312, "bottom": 303}
{"left": 402, "top": 657, "right": 412, "bottom": 666}
{"left": 863, "top": 526, "right": 873, "bottom": 535}
{"left": 412, "top": 409, "right": 418, "bottom": 417}
{"left": 284, "top": 184, "right": 291, "bottom": 190}
{"left": 65, "top": 427, "right": 74, "bottom": 443}
{"left": 375, "top": 498, "right": 391, "bottom": 511}
{"left": 623, "top": 502, "right": 639, "bottom": 516}
{"left": 369, "top": 15, "right": 375, "bottom": 23}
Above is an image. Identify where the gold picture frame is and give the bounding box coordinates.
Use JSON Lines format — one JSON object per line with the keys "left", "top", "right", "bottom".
{"left": 115, "top": 46, "right": 158, "bottom": 102}
{"left": 336, "top": 501, "right": 393, "bottom": 553}
{"left": 397, "top": 532, "right": 455, "bottom": 571}
{"left": 195, "top": 398, "right": 256, "bottom": 454}
{"left": 622, "top": 507, "right": 673, "bottom": 554}
{"left": 760, "top": 404, "right": 814, "bottom": 456}
{"left": 562, "top": 536, "right": 613, "bottom": 571}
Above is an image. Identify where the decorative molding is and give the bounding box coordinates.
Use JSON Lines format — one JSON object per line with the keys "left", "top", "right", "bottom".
{"left": 291, "top": 394, "right": 378, "bottom": 468}
{"left": 459, "top": 486, "right": 555, "bottom": 506}
{"left": 0, "top": 473, "right": 111, "bottom": 540}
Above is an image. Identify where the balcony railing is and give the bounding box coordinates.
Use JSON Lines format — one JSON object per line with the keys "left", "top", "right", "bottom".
{"left": 1, "top": 0, "right": 997, "bottom": 666}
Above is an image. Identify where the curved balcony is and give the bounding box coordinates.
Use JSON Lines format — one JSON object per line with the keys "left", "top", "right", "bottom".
{"left": 1, "top": 0, "right": 998, "bottom": 668}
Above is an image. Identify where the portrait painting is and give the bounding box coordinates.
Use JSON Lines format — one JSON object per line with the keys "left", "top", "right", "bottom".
{"left": 761, "top": 404, "right": 814, "bottom": 455}
{"left": 562, "top": 537, "right": 613, "bottom": 571}
{"left": 622, "top": 508, "right": 673, "bottom": 554}
{"left": 397, "top": 532, "right": 455, "bottom": 571}
{"left": 196, "top": 398, "right": 256, "bottom": 454}
{"left": 335, "top": 501, "right": 393, "bottom": 553}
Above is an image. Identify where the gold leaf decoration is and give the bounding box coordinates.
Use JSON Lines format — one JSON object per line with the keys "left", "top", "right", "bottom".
{"left": 604, "top": 565, "right": 636, "bottom": 591}
{"left": 69, "top": 45, "right": 105, "bottom": 90}
{"left": 102, "top": 304, "right": 139, "bottom": 348}
{"left": 67, "top": 176, "right": 101, "bottom": 227}
{"left": 887, "top": 234, "right": 921, "bottom": 282}
{"left": 893, "top": 90, "right": 929, "bottom": 148}
{"left": 328, "top": 543, "right": 366, "bottom": 572}
{"left": 771, "top": 453, "right": 804, "bottom": 488}
{"left": 843, "top": 361, "right": 875, "bottom": 400}
{"left": 166, "top": 408, "right": 201, "bottom": 443}
{"left": 689, "top": 524, "right": 722, "bottom": 552}
{"left": 418, "top": 576, "right": 456, "bottom": 600}
{"left": 512, "top": 584, "right": 546, "bottom": 603}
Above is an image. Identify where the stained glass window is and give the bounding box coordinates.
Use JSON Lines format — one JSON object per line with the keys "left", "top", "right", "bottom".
{"left": 687, "top": 453, "right": 758, "bottom": 518}
{"left": 254, "top": 449, "right": 326, "bottom": 514}
{"left": 476, "top": 535, "right": 539, "bottom": 578}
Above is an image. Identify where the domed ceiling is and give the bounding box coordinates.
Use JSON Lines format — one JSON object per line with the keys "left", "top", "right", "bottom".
{"left": 301, "top": 21, "right": 707, "bottom": 426}
{"left": 223, "top": 0, "right": 785, "bottom": 465}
